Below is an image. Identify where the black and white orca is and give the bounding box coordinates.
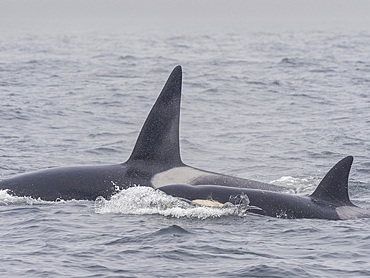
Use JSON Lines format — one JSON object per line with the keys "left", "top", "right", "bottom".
{"left": 159, "top": 156, "right": 370, "bottom": 220}
{"left": 0, "top": 66, "right": 284, "bottom": 201}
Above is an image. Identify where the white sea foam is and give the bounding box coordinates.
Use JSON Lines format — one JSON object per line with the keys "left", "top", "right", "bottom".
{"left": 94, "top": 186, "right": 247, "bottom": 219}
{"left": 270, "top": 176, "right": 318, "bottom": 195}
{"left": 0, "top": 189, "right": 51, "bottom": 205}
{"left": 0, "top": 189, "right": 83, "bottom": 205}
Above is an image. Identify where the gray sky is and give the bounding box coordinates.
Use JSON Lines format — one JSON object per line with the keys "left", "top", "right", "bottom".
{"left": 1, "top": 0, "right": 370, "bottom": 34}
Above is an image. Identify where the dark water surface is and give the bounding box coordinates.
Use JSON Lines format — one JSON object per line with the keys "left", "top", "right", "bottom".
{"left": 1, "top": 29, "right": 370, "bottom": 277}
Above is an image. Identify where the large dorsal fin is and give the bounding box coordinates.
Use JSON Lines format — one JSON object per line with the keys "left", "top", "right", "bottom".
{"left": 127, "top": 66, "right": 183, "bottom": 167}
{"left": 310, "top": 156, "right": 354, "bottom": 206}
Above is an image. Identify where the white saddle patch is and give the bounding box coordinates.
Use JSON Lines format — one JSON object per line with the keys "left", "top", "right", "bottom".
{"left": 336, "top": 206, "right": 370, "bottom": 220}
{"left": 151, "top": 166, "right": 216, "bottom": 188}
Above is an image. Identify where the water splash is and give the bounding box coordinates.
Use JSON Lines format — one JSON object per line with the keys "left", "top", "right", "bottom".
{"left": 270, "top": 176, "right": 318, "bottom": 195}
{"left": 94, "top": 186, "right": 248, "bottom": 219}
{"left": 0, "top": 189, "right": 54, "bottom": 205}
{"left": 0, "top": 189, "right": 84, "bottom": 205}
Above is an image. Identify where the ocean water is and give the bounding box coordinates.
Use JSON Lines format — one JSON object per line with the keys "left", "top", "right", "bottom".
{"left": 1, "top": 29, "right": 370, "bottom": 277}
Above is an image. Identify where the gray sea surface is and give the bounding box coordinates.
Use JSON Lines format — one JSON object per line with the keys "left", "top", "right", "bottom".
{"left": 1, "top": 29, "right": 370, "bottom": 277}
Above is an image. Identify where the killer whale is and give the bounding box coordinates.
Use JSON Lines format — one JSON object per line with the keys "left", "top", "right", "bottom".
{"left": 0, "top": 66, "right": 284, "bottom": 201}
{"left": 159, "top": 156, "right": 370, "bottom": 220}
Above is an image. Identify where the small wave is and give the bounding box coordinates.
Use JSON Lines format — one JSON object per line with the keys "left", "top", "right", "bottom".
{"left": 153, "top": 224, "right": 190, "bottom": 235}
{"left": 94, "top": 186, "right": 247, "bottom": 219}
{"left": 85, "top": 147, "right": 120, "bottom": 155}
{"left": 279, "top": 57, "right": 299, "bottom": 65}
{"left": 118, "top": 55, "right": 137, "bottom": 61}
{"left": 278, "top": 57, "right": 318, "bottom": 68}
{"left": 26, "top": 59, "right": 39, "bottom": 64}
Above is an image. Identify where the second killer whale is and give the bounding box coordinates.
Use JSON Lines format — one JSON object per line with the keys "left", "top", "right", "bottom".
{"left": 159, "top": 156, "right": 370, "bottom": 220}
{"left": 0, "top": 66, "right": 285, "bottom": 201}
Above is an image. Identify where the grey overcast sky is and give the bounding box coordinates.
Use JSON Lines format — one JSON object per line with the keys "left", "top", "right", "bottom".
{"left": 1, "top": 0, "right": 370, "bottom": 34}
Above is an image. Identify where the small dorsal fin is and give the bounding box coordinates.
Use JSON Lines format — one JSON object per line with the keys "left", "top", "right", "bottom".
{"left": 310, "top": 156, "right": 354, "bottom": 206}
{"left": 127, "top": 66, "right": 183, "bottom": 167}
